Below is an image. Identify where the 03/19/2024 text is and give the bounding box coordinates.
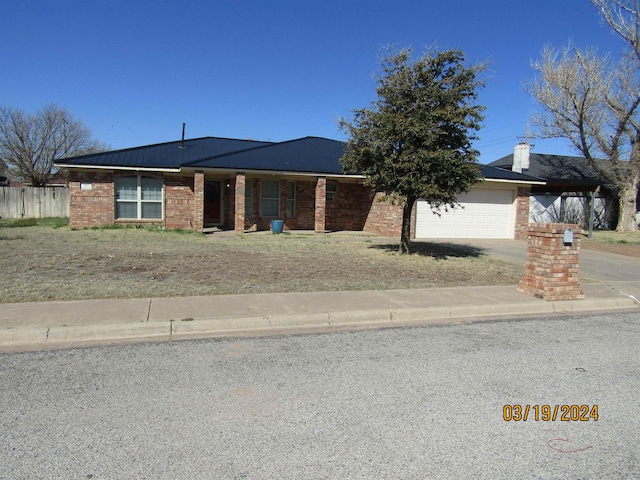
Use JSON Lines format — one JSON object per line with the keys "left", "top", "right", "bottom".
{"left": 503, "top": 405, "right": 599, "bottom": 421}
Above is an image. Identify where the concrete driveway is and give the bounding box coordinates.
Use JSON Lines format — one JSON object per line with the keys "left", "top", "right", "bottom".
{"left": 417, "top": 238, "right": 640, "bottom": 282}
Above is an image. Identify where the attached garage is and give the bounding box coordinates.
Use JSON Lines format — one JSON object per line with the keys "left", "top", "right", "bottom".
{"left": 415, "top": 186, "right": 517, "bottom": 239}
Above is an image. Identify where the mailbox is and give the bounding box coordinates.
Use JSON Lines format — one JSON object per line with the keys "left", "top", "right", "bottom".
{"left": 563, "top": 228, "right": 574, "bottom": 246}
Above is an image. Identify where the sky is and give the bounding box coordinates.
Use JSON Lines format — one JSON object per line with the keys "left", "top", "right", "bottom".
{"left": 0, "top": 0, "right": 626, "bottom": 164}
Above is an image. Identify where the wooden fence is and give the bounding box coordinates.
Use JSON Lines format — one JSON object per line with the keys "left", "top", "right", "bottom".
{"left": 0, "top": 186, "right": 69, "bottom": 219}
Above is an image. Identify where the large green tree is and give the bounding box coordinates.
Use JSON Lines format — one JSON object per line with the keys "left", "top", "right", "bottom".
{"left": 0, "top": 104, "right": 107, "bottom": 186}
{"left": 339, "top": 47, "right": 486, "bottom": 254}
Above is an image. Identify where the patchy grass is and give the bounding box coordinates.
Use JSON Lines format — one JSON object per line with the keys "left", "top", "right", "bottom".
{"left": 0, "top": 218, "right": 38, "bottom": 227}
{"left": 582, "top": 230, "right": 640, "bottom": 257}
{"left": 0, "top": 226, "right": 525, "bottom": 303}
{"left": 586, "top": 230, "right": 640, "bottom": 244}
{"left": 0, "top": 217, "right": 69, "bottom": 228}
{"left": 0, "top": 232, "right": 25, "bottom": 241}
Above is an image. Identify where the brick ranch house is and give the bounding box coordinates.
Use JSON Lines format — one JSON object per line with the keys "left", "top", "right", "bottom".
{"left": 55, "top": 136, "right": 542, "bottom": 239}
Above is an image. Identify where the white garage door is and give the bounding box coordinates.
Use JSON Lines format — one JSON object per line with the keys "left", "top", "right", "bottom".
{"left": 415, "top": 189, "right": 514, "bottom": 239}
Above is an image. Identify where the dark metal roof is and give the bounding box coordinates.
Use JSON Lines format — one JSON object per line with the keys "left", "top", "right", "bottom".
{"left": 187, "top": 136, "right": 347, "bottom": 174}
{"left": 57, "top": 137, "right": 274, "bottom": 169}
{"left": 56, "top": 135, "right": 541, "bottom": 183}
{"left": 489, "top": 153, "right": 603, "bottom": 186}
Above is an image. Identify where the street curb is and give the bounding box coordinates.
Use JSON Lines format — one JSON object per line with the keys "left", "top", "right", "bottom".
{"left": 0, "top": 327, "right": 48, "bottom": 350}
{"left": 47, "top": 322, "right": 171, "bottom": 346}
{"left": 552, "top": 297, "right": 638, "bottom": 312}
{"left": 1, "top": 298, "right": 638, "bottom": 353}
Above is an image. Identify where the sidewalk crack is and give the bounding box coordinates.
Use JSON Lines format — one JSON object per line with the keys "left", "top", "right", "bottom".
{"left": 146, "top": 298, "right": 152, "bottom": 322}
{"left": 275, "top": 293, "right": 295, "bottom": 314}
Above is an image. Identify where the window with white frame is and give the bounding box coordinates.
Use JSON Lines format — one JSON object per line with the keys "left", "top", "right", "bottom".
{"left": 260, "top": 180, "right": 280, "bottom": 217}
{"left": 115, "top": 175, "right": 163, "bottom": 219}
{"left": 245, "top": 179, "right": 253, "bottom": 217}
{"left": 326, "top": 181, "right": 337, "bottom": 202}
{"left": 286, "top": 182, "right": 296, "bottom": 218}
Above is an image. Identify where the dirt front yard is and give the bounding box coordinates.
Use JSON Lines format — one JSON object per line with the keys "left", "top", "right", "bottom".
{"left": 0, "top": 226, "right": 524, "bottom": 303}
{"left": 3, "top": 223, "right": 638, "bottom": 304}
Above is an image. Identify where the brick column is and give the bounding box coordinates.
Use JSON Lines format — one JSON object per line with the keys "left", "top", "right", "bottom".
{"left": 234, "top": 173, "right": 246, "bottom": 234}
{"left": 193, "top": 172, "right": 204, "bottom": 232}
{"left": 314, "top": 177, "right": 326, "bottom": 234}
{"left": 517, "top": 223, "right": 584, "bottom": 301}
{"left": 514, "top": 186, "right": 531, "bottom": 240}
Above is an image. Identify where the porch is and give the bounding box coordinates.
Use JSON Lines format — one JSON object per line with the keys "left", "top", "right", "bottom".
{"left": 194, "top": 172, "right": 395, "bottom": 236}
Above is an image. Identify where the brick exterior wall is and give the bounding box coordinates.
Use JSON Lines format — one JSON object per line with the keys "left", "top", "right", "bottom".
{"left": 165, "top": 175, "right": 196, "bottom": 230}
{"left": 240, "top": 179, "right": 401, "bottom": 236}
{"left": 69, "top": 171, "right": 115, "bottom": 229}
{"left": 238, "top": 179, "right": 312, "bottom": 232}
{"left": 325, "top": 182, "right": 374, "bottom": 232}
{"left": 362, "top": 192, "right": 404, "bottom": 238}
{"left": 69, "top": 170, "right": 201, "bottom": 230}
{"left": 517, "top": 223, "right": 584, "bottom": 301}
{"left": 68, "top": 169, "right": 534, "bottom": 240}
{"left": 284, "top": 180, "right": 315, "bottom": 230}
{"left": 515, "top": 186, "right": 531, "bottom": 240}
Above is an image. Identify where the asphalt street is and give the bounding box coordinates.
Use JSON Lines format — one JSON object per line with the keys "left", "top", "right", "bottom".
{"left": 1, "top": 311, "right": 638, "bottom": 479}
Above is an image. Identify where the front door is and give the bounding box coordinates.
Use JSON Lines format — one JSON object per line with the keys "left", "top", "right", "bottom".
{"left": 204, "top": 180, "right": 222, "bottom": 225}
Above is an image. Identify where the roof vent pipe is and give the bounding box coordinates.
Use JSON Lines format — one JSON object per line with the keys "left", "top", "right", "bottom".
{"left": 513, "top": 142, "right": 531, "bottom": 173}
{"left": 179, "top": 123, "right": 186, "bottom": 149}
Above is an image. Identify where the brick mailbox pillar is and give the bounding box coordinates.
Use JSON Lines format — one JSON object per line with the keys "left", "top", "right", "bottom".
{"left": 517, "top": 223, "right": 584, "bottom": 301}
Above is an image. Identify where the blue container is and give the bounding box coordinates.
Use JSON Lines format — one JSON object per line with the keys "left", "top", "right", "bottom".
{"left": 271, "top": 220, "right": 284, "bottom": 234}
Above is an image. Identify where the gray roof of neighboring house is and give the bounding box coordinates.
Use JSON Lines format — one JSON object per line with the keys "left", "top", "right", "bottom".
{"left": 57, "top": 135, "right": 541, "bottom": 183}
{"left": 489, "top": 152, "right": 603, "bottom": 187}
{"left": 479, "top": 164, "right": 542, "bottom": 183}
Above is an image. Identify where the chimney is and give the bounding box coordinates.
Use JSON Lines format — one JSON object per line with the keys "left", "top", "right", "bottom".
{"left": 512, "top": 142, "right": 531, "bottom": 173}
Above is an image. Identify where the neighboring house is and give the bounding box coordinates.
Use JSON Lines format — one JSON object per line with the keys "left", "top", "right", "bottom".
{"left": 55, "top": 135, "right": 541, "bottom": 239}
{"left": 489, "top": 144, "right": 619, "bottom": 229}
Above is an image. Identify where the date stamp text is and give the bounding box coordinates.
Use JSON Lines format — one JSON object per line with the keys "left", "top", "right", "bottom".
{"left": 503, "top": 404, "right": 599, "bottom": 421}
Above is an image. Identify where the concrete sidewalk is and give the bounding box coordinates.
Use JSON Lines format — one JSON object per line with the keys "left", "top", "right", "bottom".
{"left": 1, "top": 281, "right": 639, "bottom": 353}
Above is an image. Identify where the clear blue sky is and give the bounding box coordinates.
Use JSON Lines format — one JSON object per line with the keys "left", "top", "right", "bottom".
{"left": 0, "top": 0, "right": 624, "bottom": 163}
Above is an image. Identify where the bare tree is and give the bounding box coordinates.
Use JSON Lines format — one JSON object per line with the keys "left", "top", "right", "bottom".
{"left": 526, "top": 0, "right": 640, "bottom": 231}
{"left": 593, "top": 0, "right": 640, "bottom": 58}
{"left": 0, "top": 105, "right": 107, "bottom": 186}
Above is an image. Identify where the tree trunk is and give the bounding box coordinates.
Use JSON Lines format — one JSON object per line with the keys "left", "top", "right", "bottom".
{"left": 616, "top": 174, "right": 639, "bottom": 232}
{"left": 399, "top": 196, "right": 416, "bottom": 255}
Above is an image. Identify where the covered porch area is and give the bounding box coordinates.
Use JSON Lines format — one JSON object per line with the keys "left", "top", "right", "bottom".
{"left": 193, "top": 171, "right": 387, "bottom": 235}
